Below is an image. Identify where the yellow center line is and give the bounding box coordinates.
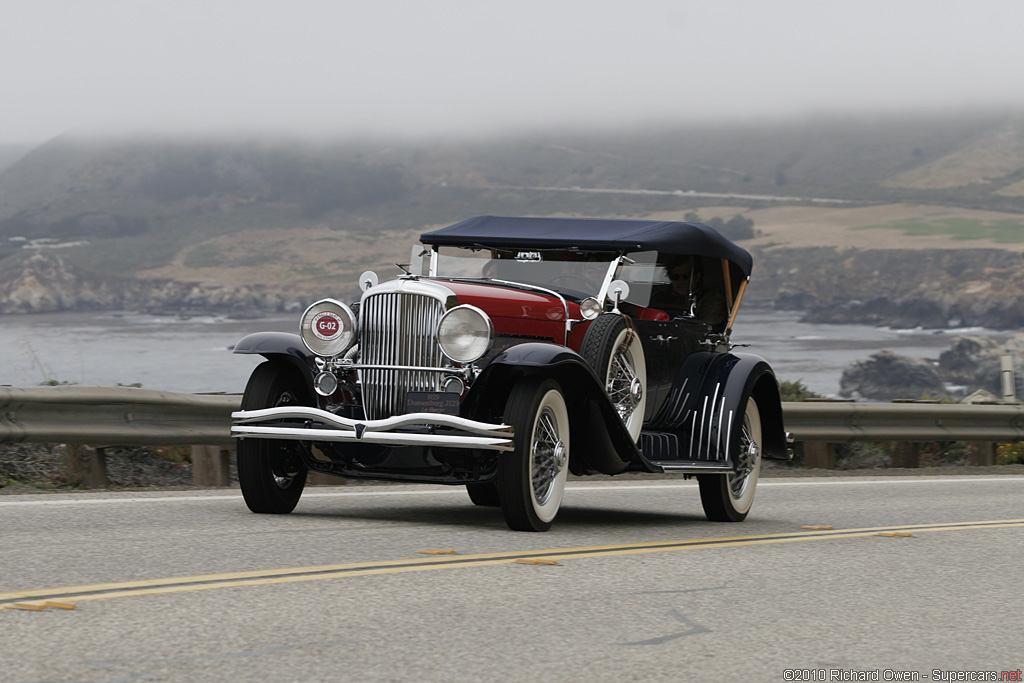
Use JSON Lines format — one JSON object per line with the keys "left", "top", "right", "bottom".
{"left": 3, "top": 519, "right": 1022, "bottom": 610}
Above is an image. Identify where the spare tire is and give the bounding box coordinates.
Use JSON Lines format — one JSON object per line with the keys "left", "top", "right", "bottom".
{"left": 580, "top": 314, "right": 647, "bottom": 441}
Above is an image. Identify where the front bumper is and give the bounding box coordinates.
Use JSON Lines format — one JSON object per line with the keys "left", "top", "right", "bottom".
{"left": 231, "top": 407, "right": 515, "bottom": 451}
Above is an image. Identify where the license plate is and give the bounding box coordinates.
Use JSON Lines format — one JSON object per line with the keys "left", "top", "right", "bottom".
{"left": 406, "top": 391, "right": 461, "bottom": 416}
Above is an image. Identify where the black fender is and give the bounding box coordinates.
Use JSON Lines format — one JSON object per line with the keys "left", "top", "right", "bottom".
{"left": 651, "top": 351, "right": 787, "bottom": 464}
{"left": 464, "top": 343, "right": 639, "bottom": 474}
{"left": 232, "top": 332, "right": 316, "bottom": 393}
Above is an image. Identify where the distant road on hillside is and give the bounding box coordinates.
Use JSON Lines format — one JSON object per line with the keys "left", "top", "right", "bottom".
{"left": 497, "top": 184, "right": 857, "bottom": 205}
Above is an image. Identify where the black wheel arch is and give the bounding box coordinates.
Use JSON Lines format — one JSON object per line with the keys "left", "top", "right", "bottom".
{"left": 464, "top": 342, "right": 640, "bottom": 474}
{"left": 233, "top": 332, "right": 316, "bottom": 398}
{"left": 699, "top": 352, "right": 788, "bottom": 463}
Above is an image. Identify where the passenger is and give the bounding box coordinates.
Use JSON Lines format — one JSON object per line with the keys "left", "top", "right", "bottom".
{"left": 665, "top": 255, "right": 728, "bottom": 327}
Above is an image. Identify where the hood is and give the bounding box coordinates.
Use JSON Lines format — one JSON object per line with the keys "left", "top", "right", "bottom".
{"left": 437, "top": 279, "right": 571, "bottom": 323}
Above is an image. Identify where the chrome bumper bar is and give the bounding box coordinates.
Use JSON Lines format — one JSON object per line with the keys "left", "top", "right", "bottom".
{"left": 231, "top": 406, "right": 515, "bottom": 452}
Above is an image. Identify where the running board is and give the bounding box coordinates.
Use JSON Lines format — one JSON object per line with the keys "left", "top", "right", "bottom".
{"left": 647, "top": 461, "right": 734, "bottom": 474}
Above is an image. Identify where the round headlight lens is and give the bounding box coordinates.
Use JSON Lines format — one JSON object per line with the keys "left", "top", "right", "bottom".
{"left": 299, "top": 299, "right": 357, "bottom": 357}
{"left": 437, "top": 305, "right": 493, "bottom": 363}
{"left": 580, "top": 297, "right": 602, "bottom": 320}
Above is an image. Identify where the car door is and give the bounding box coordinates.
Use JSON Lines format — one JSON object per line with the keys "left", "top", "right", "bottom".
{"left": 633, "top": 317, "right": 707, "bottom": 423}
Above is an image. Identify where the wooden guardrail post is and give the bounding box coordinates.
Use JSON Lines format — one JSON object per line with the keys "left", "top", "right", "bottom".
{"left": 966, "top": 442, "right": 995, "bottom": 466}
{"left": 803, "top": 441, "right": 834, "bottom": 469}
{"left": 890, "top": 441, "right": 919, "bottom": 468}
{"left": 61, "top": 444, "right": 109, "bottom": 488}
{"left": 191, "top": 445, "right": 231, "bottom": 487}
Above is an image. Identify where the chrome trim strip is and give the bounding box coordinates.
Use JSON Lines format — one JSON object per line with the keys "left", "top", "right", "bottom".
{"left": 232, "top": 425, "right": 513, "bottom": 451}
{"left": 707, "top": 382, "right": 721, "bottom": 460}
{"left": 337, "top": 364, "right": 469, "bottom": 374}
{"left": 725, "top": 409, "right": 735, "bottom": 465}
{"left": 232, "top": 406, "right": 512, "bottom": 437}
{"left": 689, "top": 409, "right": 697, "bottom": 460}
{"left": 671, "top": 378, "right": 689, "bottom": 425}
{"left": 698, "top": 395, "right": 708, "bottom": 460}
{"left": 658, "top": 463, "right": 734, "bottom": 473}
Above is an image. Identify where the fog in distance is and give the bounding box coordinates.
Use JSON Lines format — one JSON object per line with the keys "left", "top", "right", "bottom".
{"left": 3, "top": 0, "right": 1024, "bottom": 144}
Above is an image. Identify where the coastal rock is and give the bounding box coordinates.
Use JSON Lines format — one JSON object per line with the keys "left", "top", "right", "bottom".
{"left": 937, "top": 336, "right": 1001, "bottom": 388}
{"left": 754, "top": 247, "right": 1024, "bottom": 330}
{"left": 0, "top": 251, "right": 309, "bottom": 316}
{"left": 839, "top": 350, "right": 945, "bottom": 400}
{"left": 0, "top": 251, "right": 122, "bottom": 313}
{"left": 938, "top": 334, "right": 1024, "bottom": 397}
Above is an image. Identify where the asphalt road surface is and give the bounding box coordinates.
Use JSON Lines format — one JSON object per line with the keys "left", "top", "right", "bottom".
{"left": 2, "top": 475, "right": 1023, "bottom": 682}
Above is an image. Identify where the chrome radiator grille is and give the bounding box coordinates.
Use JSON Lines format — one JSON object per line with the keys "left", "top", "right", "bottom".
{"left": 359, "top": 291, "right": 445, "bottom": 420}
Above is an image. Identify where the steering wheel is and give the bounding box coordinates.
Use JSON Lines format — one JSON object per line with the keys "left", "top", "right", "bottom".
{"left": 546, "top": 274, "right": 598, "bottom": 292}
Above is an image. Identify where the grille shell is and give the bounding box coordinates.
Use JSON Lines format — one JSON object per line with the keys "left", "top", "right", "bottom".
{"left": 358, "top": 281, "right": 455, "bottom": 420}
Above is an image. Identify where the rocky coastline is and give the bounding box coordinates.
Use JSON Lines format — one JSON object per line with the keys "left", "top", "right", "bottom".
{"left": 751, "top": 246, "right": 1024, "bottom": 330}
{"left": 839, "top": 334, "right": 1024, "bottom": 401}
{"left": 0, "top": 250, "right": 310, "bottom": 317}
{"left": 3, "top": 246, "right": 1024, "bottom": 332}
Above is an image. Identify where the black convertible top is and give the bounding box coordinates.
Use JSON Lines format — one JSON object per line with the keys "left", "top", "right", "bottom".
{"left": 421, "top": 215, "right": 753, "bottom": 276}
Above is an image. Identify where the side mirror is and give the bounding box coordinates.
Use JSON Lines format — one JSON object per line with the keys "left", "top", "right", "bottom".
{"left": 607, "top": 279, "right": 630, "bottom": 313}
{"left": 358, "top": 271, "right": 379, "bottom": 292}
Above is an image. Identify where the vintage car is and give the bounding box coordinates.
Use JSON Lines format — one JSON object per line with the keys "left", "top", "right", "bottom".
{"left": 230, "top": 215, "right": 789, "bottom": 531}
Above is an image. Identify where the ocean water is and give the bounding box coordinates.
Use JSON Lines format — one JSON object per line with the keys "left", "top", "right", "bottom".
{"left": 0, "top": 308, "right": 1012, "bottom": 397}
{"left": 0, "top": 311, "right": 287, "bottom": 395}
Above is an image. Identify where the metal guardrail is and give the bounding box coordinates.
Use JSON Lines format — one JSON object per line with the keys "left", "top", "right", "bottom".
{"left": 2, "top": 386, "right": 1023, "bottom": 446}
{"left": 2, "top": 386, "right": 1021, "bottom": 486}
{"left": 784, "top": 402, "right": 1024, "bottom": 442}
{"left": 2, "top": 387, "right": 1024, "bottom": 446}
{"left": 0, "top": 386, "right": 240, "bottom": 447}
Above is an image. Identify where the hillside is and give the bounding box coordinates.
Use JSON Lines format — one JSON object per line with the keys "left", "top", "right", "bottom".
{"left": 0, "top": 144, "right": 31, "bottom": 175}
{"left": 1, "top": 111, "right": 1024, "bottom": 323}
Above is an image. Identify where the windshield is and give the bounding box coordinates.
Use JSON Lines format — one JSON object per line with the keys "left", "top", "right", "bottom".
{"left": 414, "top": 245, "right": 662, "bottom": 305}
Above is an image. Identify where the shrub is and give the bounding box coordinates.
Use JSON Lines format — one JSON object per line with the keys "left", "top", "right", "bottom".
{"left": 997, "top": 442, "right": 1024, "bottom": 465}
{"left": 779, "top": 379, "right": 822, "bottom": 402}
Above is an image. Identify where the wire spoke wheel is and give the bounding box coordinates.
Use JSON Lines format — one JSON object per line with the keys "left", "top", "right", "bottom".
{"left": 530, "top": 408, "right": 564, "bottom": 505}
{"left": 581, "top": 314, "right": 647, "bottom": 441}
{"left": 730, "top": 409, "right": 761, "bottom": 501}
{"left": 499, "top": 378, "right": 570, "bottom": 532}
{"left": 607, "top": 342, "right": 641, "bottom": 423}
{"left": 698, "top": 396, "right": 762, "bottom": 522}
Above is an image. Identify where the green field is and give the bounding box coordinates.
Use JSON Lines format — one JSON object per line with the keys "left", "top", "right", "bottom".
{"left": 851, "top": 217, "right": 1024, "bottom": 243}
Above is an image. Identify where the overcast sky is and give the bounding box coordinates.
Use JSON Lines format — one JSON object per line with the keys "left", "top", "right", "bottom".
{"left": 3, "top": 0, "right": 1023, "bottom": 144}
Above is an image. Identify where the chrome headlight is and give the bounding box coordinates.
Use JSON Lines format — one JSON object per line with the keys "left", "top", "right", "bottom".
{"left": 579, "top": 297, "right": 602, "bottom": 320}
{"left": 299, "top": 299, "right": 357, "bottom": 357}
{"left": 437, "top": 305, "right": 493, "bottom": 363}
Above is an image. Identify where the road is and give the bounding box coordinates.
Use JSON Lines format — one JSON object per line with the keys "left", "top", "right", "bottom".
{"left": 2, "top": 476, "right": 1023, "bottom": 682}
{"left": 497, "top": 184, "right": 856, "bottom": 205}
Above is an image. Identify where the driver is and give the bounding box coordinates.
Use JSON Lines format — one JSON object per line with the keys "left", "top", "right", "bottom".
{"left": 665, "top": 255, "right": 728, "bottom": 327}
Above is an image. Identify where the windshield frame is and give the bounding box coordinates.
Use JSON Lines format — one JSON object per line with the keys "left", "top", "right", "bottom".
{"left": 419, "top": 244, "right": 665, "bottom": 305}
